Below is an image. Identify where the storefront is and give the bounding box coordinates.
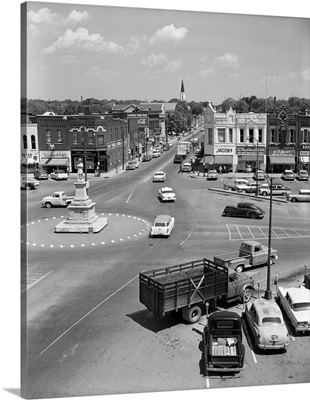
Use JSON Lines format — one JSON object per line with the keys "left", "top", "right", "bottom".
{"left": 299, "top": 145, "right": 309, "bottom": 171}
{"left": 236, "top": 146, "right": 265, "bottom": 172}
{"left": 39, "top": 150, "right": 70, "bottom": 174}
{"left": 267, "top": 148, "right": 296, "bottom": 173}
{"left": 213, "top": 146, "right": 234, "bottom": 172}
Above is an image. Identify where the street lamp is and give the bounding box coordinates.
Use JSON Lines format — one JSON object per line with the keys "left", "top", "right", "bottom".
{"left": 247, "top": 136, "right": 260, "bottom": 196}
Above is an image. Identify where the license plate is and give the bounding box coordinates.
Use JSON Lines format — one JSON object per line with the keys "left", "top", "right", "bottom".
{"left": 270, "top": 335, "right": 279, "bottom": 342}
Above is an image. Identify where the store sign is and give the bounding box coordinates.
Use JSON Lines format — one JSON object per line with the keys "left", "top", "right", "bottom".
{"left": 300, "top": 144, "right": 310, "bottom": 150}
{"left": 40, "top": 150, "right": 70, "bottom": 159}
{"left": 237, "top": 146, "right": 265, "bottom": 155}
{"left": 215, "top": 146, "right": 235, "bottom": 155}
{"left": 300, "top": 150, "right": 310, "bottom": 156}
{"left": 269, "top": 149, "right": 295, "bottom": 156}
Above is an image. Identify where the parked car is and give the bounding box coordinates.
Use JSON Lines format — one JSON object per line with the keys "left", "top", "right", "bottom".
{"left": 50, "top": 169, "right": 68, "bottom": 180}
{"left": 153, "top": 171, "right": 166, "bottom": 182}
{"left": 287, "top": 189, "right": 310, "bottom": 202}
{"left": 223, "top": 179, "right": 248, "bottom": 191}
{"left": 158, "top": 187, "right": 176, "bottom": 202}
{"left": 222, "top": 202, "right": 265, "bottom": 219}
{"left": 206, "top": 170, "right": 218, "bottom": 180}
{"left": 173, "top": 154, "right": 183, "bottom": 164}
{"left": 142, "top": 154, "right": 152, "bottom": 162}
{"left": 34, "top": 169, "right": 48, "bottom": 180}
{"left": 296, "top": 170, "right": 309, "bottom": 181}
{"left": 259, "top": 184, "right": 292, "bottom": 196}
{"left": 21, "top": 180, "right": 39, "bottom": 190}
{"left": 281, "top": 169, "right": 295, "bottom": 181}
{"left": 235, "top": 181, "right": 261, "bottom": 194}
{"left": 277, "top": 286, "right": 310, "bottom": 333}
{"left": 252, "top": 170, "right": 266, "bottom": 181}
{"left": 150, "top": 215, "right": 175, "bottom": 237}
{"left": 152, "top": 150, "right": 161, "bottom": 158}
{"left": 244, "top": 299, "right": 289, "bottom": 350}
{"left": 126, "top": 160, "right": 139, "bottom": 170}
{"left": 181, "top": 162, "right": 192, "bottom": 172}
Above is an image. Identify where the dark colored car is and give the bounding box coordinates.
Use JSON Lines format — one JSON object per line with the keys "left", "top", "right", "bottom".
{"left": 34, "top": 169, "right": 48, "bottom": 180}
{"left": 222, "top": 202, "right": 265, "bottom": 219}
{"left": 173, "top": 154, "right": 183, "bottom": 164}
{"left": 21, "top": 181, "right": 39, "bottom": 190}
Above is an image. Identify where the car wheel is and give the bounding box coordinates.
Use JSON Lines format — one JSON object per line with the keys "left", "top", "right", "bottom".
{"left": 226, "top": 211, "right": 232, "bottom": 217}
{"left": 182, "top": 305, "right": 202, "bottom": 324}
{"left": 242, "top": 190, "right": 246, "bottom": 194}
{"left": 250, "top": 213, "right": 256, "bottom": 219}
{"left": 243, "top": 288, "right": 252, "bottom": 303}
{"left": 227, "top": 187, "right": 232, "bottom": 191}
{"left": 45, "top": 202, "right": 52, "bottom": 209}
{"left": 26, "top": 186, "right": 30, "bottom": 190}
{"left": 291, "top": 198, "right": 297, "bottom": 203}
{"left": 262, "top": 191, "right": 267, "bottom": 196}
{"left": 235, "top": 265, "right": 244, "bottom": 273}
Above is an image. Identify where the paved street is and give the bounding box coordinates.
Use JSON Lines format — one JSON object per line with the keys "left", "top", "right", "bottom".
{"left": 22, "top": 139, "right": 310, "bottom": 398}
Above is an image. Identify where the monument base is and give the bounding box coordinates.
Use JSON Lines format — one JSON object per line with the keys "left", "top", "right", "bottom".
{"left": 54, "top": 179, "right": 108, "bottom": 234}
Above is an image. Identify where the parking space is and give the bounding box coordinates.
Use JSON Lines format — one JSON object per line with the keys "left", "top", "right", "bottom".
{"left": 227, "top": 224, "right": 310, "bottom": 241}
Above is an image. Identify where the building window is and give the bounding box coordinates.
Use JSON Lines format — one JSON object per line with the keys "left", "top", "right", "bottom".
{"left": 218, "top": 128, "right": 225, "bottom": 143}
{"left": 73, "top": 130, "right": 78, "bottom": 144}
{"left": 239, "top": 128, "right": 244, "bottom": 143}
{"left": 23, "top": 135, "right": 28, "bottom": 149}
{"left": 97, "top": 135, "right": 104, "bottom": 145}
{"left": 289, "top": 129, "right": 295, "bottom": 143}
{"left": 31, "top": 135, "right": 36, "bottom": 150}
{"left": 248, "top": 129, "right": 254, "bottom": 143}
{"left": 270, "top": 129, "right": 276, "bottom": 143}
{"left": 88, "top": 130, "right": 94, "bottom": 144}
{"left": 228, "top": 129, "right": 233, "bottom": 143}
{"left": 258, "top": 129, "right": 263, "bottom": 143}
{"left": 57, "top": 129, "right": 62, "bottom": 143}
{"left": 46, "top": 129, "right": 52, "bottom": 143}
{"left": 302, "top": 129, "right": 308, "bottom": 143}
{"left": 208, "top": 128, "right": 213, "bottom": 144}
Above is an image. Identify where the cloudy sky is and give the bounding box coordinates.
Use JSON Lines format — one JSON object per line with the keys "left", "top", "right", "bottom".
{"left": 23, "top": 1, "right": 310, "bottom": 104}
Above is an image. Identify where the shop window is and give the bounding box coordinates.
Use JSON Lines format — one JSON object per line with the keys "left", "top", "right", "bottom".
{"left": 31, "top": 135, "right": 36, "bottom": 150}
{"left": 46, "top": 129, "right": 51, "bottom": 144}
{"left": 23, "top": 135, "right": 28, "bottom": 149}
{"left": 239, "top": 128, "right": 244, "bottom": 143}
{"left": 218, "top": 128, "right": 225, "bottom": 143}
{"left": 258, "top": 129, "right": 263, "bottom": 143}
{"left": 57, "top": 129, "right": 62, "bottom": 143}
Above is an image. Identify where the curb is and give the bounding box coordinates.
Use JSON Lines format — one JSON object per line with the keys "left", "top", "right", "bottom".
{"left": 207, "top": 187, "right": 288, "bottom": 203}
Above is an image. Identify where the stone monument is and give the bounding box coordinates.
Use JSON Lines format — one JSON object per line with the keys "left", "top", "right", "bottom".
{"left": 55, "top": 161, "right": 108, "bottom": 233}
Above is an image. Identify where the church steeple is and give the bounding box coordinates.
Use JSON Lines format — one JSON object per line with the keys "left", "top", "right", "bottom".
{"left": 180, "top": 79, "right": 185, "bottom": 101}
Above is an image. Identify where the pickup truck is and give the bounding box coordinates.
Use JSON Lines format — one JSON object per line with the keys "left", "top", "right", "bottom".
{"left": 139, "top": 259, "right": 255, "bottom": 323}
{"left": 287, "top": 189, "right": 310, "bottom": 203}
{"left": 259, "top": 183, "right": 292, "bottom": 196}
{"left": 203, "top": 311, "right": 245, "bottom": 373}
{"left": 213, "top": 240, "right": 278, "bottom": 273}
{"left": 41, "top": 191, "right": 74, "bottom": 208}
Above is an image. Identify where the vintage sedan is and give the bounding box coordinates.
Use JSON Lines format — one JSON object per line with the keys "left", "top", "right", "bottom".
{"left": 222, "top": 202, "right": 265, "bottom": 219}
{"left": 277, "top": 286, "right": 310, "bottom": 333}
{"left": 181, "top": 162, "right": 192, "bottom": 172}
{"left": 152, "top": 150, "right": 161, "bottom": 158}
{"left": 206, "top": 170, "right": 218, "bottom": 180}
{"left": 126, "top": 160, "right": 139, "bottom": 170}
{"left": 158, "top": 187, "right": 176, "bottom": 202}
{"left": 296, "top": 170, "right": 309, "bottom": 181}
{"left": 223, "top": 178, "right": 248, "bottom": 191}
{"left": 281, "top": 169, "right": 295, "bottom": 181}
{"left": 50, "top": 169, "right": 68, "bottom": 180}
{"left": 244, "top": 299, "right": 289, "bottom": 350}
{"left": 150, "top": 215, "right": 175, "bottom": 237}
{"left": 252, "top": 170, "right": 266, "bottom": 181}
{"left": 287, "top": 189, "right": 310, "bottom": 202}
{"left": 21, "top": 180, "right": 39, "bottom": 190}
{"left": 153, "top": 171, "right": 166, "bottom": 182}
{"left": 34, "top": 169, "right": 48, "bottom": 180}
{"left": 235, "top": 181, "right": 261, "bottom": 194}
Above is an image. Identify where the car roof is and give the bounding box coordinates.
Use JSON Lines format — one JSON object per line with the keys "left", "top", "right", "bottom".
{"left": 251, "top": 299, "right": 282, "bottom": 317}
{"left": 286, "top": 287, "right": 310, "bottom": 303}
{"left": 154, "top": 215, "right": 172, "bottom": 222}
{"left": 238, "top": 202, "right": 255, "bottom": 207}
{"left": 241, "top": 240, "right": 261, "bottom": 246}
{"left": 155, "top": 171, "right": 164, "bottom": 174}
{"left": 160, "top": 187, "right": 173, "bottom": 191}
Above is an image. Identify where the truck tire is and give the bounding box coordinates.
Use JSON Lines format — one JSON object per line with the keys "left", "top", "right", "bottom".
{"left": 242, "top": 288, "right": 252, "bottom": 303}
{"left": 182, "top": 305, "right": 202, "bottom": 323}
{"left": 45, "top": 202, "right": 52, "bottom": 208}
{"left": 235, "top": 265, "right": 244, "bottom": 273}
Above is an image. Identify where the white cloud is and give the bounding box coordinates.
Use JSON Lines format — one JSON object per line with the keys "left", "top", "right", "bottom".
{"left": 164, "top": 59, "right": 183, "bottom": 73}
{"left": 215, "top": 53, "right": 239, "bottom": 68}
{"left": 199, "top": 68, "right": 214, "bottom": 78}
{"left": 141, "top": 53, "right": 168, "bottom": 68}
{"left": 85, "top": 67, "right": 121, "bottom": 81}
{"left": 150, "top": 24, "right": 188, "bottom": 44}
{"left": 42, "top": 28, "right": 124, "bottom": 55}
{"left": 302, "top": 67, "right": 310, "bottom": 82}
{"left": 27, "top": 7, "right": 57, "bottom": 25}
{"left": 65, "top": 10, "right": 90, "bottom": 25}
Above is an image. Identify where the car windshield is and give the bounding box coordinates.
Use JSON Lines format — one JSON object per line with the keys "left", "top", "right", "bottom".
{"left": 155, "top": 222, "right": 166, "bottom": 227}
{"left": 293, "top": 302, "right": 310, "bottom": 311}
{"left": 163, "top": 189, "right": 173, "bottom": 194}
{"left": 262, "top": 317, "right": 282, "bottom": 325}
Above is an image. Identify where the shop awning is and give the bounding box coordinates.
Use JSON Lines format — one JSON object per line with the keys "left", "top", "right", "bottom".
{"left": 239, "top": 155, "right": 264, "bottom": 162}
{"left": 300, "top": 156, "right": 309, "bottom": 163}
{"left": 204, "top": 155, "right": 215, "bottom": 164}
{"left": 41, "top": 158, "right": 69, "bottom": 166}
{"left": 214, "top": 155, "right": 233, "bottom": 164}
{"left": 269, "top": 156, "right": 295, "bottom": 164}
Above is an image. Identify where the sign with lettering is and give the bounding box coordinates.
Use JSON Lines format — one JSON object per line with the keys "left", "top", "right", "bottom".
{"left": 215, "top": 146, "right": 235, "bottom": 155}
{"left": 269, "top": 148, "right": 295, "bottom": 156}
{"left": 300, "top": 150, "right": 310, "bottom": 156}
{"left": 237, "top": 146, "right": 265, "bottom": 155}
{"left": 40, "top": 150, "right": 70, "bottom": 159}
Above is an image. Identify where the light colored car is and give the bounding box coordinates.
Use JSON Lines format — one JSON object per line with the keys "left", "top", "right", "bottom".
{"left": 235, "top": 181, "right": 260, "bottom": 194}
{"left": 206, "top": 170, "right": 218, "bottom": 180}
{"left": 126, "top": 160, "right": 139, "bottom": 170}
{"left": 50, "top": 169, "right": 68, "bottom": 180}
{"left": 296, "top": 170, "right": 309, "bottom": 181}
{"left": 277, "top": 286, "right": 310, "bottom": 333}
{"left": 151, "top": 215, "right": 175, "bottom": 237}
{"left": 153, "top": 171, "right": 166, "bottom": 182}
{"left": 181, "top": 162, "right": 192, "bottom": 172}
{"left": 223, "top": 178, "right": 248, "bottom": 191}
{"left": 158, "top": 187, "right": 176, "bottom": 202}
{"left": 281, "top": 169, "right": 295, "bottom": 181}
{"left": 244, "top": 299, "right": 289, "bottom": 350}
{"left": 152, "top": 150, "right": 161, "bottom": 158}
{"left": 287, "top": 189, "right": 310, "bottom": 202}
{"left": 252, "top": 170, "right": 266, "bottom": 181}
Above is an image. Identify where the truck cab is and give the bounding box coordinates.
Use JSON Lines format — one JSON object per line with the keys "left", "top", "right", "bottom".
{"left": 41, "top": 191, "right": 74, "bottom": 208}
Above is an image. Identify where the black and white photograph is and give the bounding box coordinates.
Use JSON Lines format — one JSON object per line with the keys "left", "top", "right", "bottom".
{"left": 2, "top": 1, "right": 310, "bottom": 400}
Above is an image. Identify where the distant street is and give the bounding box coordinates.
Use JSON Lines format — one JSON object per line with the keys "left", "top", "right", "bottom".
{"left": 22, "top": 137, "right": 310, "bottom": 397}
